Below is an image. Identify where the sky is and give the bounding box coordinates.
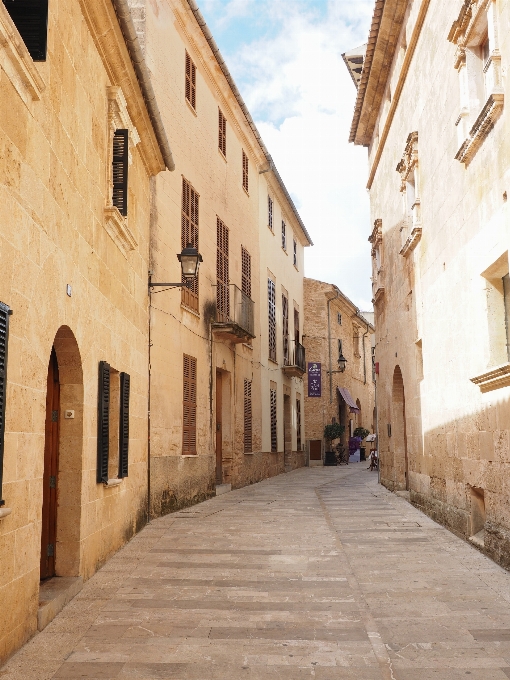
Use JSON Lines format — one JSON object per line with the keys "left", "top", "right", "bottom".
{"left": 199, "top": 0, "right": 376, "bottom": 311}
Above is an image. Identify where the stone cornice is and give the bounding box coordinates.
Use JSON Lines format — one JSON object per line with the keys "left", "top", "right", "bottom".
{"left": 448, "top": 0, "right": 493, "bottom": 47}
{"left": 399, "top": 226, "right": 422, "bottom": 256}
{"left": 0, "top": 2, "right": 46, "bottom": 107}
{"left": 369, "top": 219, "right": 382, "bottom": 256}
{"left": 396, "top": 131, "right": 418, "bottom": 187}
{"left": 471, "top": 362, "right": 510, "bottom": 392}
{"left": 455, "top": 92, "right": 504, "bottom": 164}
{"left": 104, "top": 207, "right": 138, "bottom": 257}
{"left": 78, "top": 0, "right": 165, "bottom": 176}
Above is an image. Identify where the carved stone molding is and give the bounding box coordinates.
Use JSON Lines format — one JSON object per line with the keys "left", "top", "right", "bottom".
{"left": 372, "top": 286, "right": 385, "bottom": 305}
{"left": 400, "top": 227, "right": 423, "bottom": 257}
{"left": 455, "top": 92, "right": 504, "bottom": 164}
{"left": 0, "top": 2, "right": 45, "bottom": 107}
{"left": 104, "top": 206, "right": 137, "bottom": 257}
{"left": 448, "top": 0, "right": 493, "bottom": 48}
{"left": 368, "top": 219, "right": 382, "bottom": 257}
{"left": 396, "top": 131, "right": 419, "bottom": 190}
{"left": 471, "top": 362, "right": 510, "bottom": 392}
{"left": 107, "top": 86, "right": 141, "bottom": 156}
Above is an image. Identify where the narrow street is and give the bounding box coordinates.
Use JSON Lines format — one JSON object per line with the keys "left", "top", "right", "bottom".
{"left": 3, "top": 467, "right": 510, "bottom": 680}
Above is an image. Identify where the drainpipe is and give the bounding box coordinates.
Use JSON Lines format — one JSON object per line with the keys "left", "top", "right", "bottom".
{"left": 112, "top": 0, "right": 175, "bottom": 171}
{"left": 327, "top": 287, "right": 340, "bottom": 404}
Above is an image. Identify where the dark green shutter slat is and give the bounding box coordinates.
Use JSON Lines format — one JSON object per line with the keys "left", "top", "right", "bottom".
{"left": 118, "top": 372, "right": 130, "bottom": 478}
{"left": 0, "top": 302, "right": 11, "bottom": 506}
{"left": 97, "top": 361, "right": 110, "bottom": 484}
{"left": 112, "top": 129, "right": 129, "bottom": 217}
{"left": 3, "top": 0, "right": 48, "bottom": 61}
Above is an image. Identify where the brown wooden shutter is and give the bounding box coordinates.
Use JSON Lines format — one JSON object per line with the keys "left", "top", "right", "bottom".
{"left": 293, "top": 239, "right": 297, "bottom": 267}
{"left": 0, "top": 302, "right": 11, "bottom": 505}
{"left": 183, "top": 354, "right": 197, "bottom": 454}
{"left": 242, "top": 151, "right": 249, "bottom": 192}
{"left": 181, "top": 178, "right": 199, "bottom": 312}
{"left": 112, "top": 129, "right": 129, "bottom": 217}
{"left": 281, "top": 221, "right": 286, "bottom": 250}
{"left": 185, "top": 51, "right": 196, "bottom": 109}
{"left": 216, "top": 218, "right": 230, "bottom": 321}
{"left": 243, "top": 379, "right": 252, "bottom": 453}
{"left": 294, "top": 308, "right": 300, "bottom": 345}
{"left": 296, "top": 399, "right": 302, "bottom": 451}
{"left": 282, "top": 294, "right": 289, "bottom": 365}
{"left": 219, "top": 109, "right": 226, "bottom": 156}
{"left": 118, "top": 372, "right": 130, "bottom": 478}
{"left": 97, "top": 361, "right": 110, "bottom": 483}
{"left": 3, "top": 0, "right": 48, "bottom": 61}
{"left": 270, "top": 387, "right": 277, "bottom": 453}
{"left": 241, "top": 247, "right": 251, "bottom": 299}
{"left": 268, "top": 196, "right": 273, "bottom": 230}
{"left": 268, "top": 279, "right": 276, "bottom": 362}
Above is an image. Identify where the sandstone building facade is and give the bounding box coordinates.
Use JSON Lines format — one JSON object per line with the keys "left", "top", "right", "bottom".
{"left": 303, "top": 279, "right": 375, "bottom": 464}
{"left": 349, "top": 0, "right": 510, "bottom": 567}
{"left": 0, "top": 0, "right": 171, "bottom": 661}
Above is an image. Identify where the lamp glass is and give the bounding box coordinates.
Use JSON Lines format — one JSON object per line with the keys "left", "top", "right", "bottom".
{"left": 178, "top": 244, "right": 202, "bottom": 279}
{"left": 338, "top": 354, "right": 347, "bottom": 372}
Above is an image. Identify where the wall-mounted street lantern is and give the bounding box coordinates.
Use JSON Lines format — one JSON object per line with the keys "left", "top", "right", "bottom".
{"left": 338, "top": 353, "right": 347, "bottom": 373}
{"left": 149, "top": 244, "right": 203, "bottom": 292}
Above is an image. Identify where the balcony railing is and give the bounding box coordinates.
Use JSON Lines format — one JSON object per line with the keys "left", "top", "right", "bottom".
{"left": 212, "top": 283, "right": 255, "bottom": 343}
{"left": 282, "top": 340, "right": 306, "bottom": 377}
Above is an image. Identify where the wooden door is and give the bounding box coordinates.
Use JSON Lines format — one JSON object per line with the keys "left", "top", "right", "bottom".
{"left": 216, "top": 371, "right": 222, "bottom": 483}
{"left": 310, "top": 440, "right": 322, "bottom": 461}
{"left": 40, "top": 347, "right": 59, "bottom": 580}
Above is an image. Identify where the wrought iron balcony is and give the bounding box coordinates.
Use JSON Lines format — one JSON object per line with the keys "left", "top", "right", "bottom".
{"left": 282, "top": 340, "right": 306, "bottom": 377}
{"left": 212, "top": 283, "right": 255, "bottom": 343}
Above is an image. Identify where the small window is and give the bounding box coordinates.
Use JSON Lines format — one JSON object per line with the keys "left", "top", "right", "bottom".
{"left": 296, "top": 398, "right": 302, "bottom": 451}
{"left": 112, "top": 130, "right": 129, "bottom": 217}
{"left": 268, "top": 279, "right": 276, "bottom": 362}
{"left": 218, "top": 109, "right": 226, "bottom": 157}
{"left": 216, "top": 217, "right": 230, "bottom": 322}
{"left": 244, "top": 379, "right": 252, "bottom": 453}
{"left": 338, "top": 339, "right": 343, "bottom": 362}
{"left": 183, "top": 354, "right": 197, "bottom": 454}
{"left": 337, "top": 313, "right": 342, "bottom": 325}
{"left": 241, "top": 247, "right": 251, "bottom": 299}
{"left": 293, "top": 239, "right": 297, "bottom": 267}
{"left": 185, "top": 51, "right": 197, "bottom": 109}
{"left": 3, "top": 0, "right": 48, "bottom": 61}
{"left": 268, "top": 196, "right": 273, "bottom": 231}
{"left": 242, "top": 151, "right": 249, "bottom": 192}
{"left": 270, "top": 386, "right": 277, "bottom": 452}
{"left": 281, "top": 221, "right": 287, "bottom": 250}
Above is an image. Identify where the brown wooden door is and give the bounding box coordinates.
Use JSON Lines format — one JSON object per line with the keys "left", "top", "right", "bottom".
{"left": 40, "top": 347, "right": 59, "bottom": 580}
{"left": 216, "top": 371, "right": 222, "bottom": 483}
{"left": 310, "top": 440, "right": 322, "bottom": 461}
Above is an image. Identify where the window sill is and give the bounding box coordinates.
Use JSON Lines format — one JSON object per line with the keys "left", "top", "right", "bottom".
{"left": 268, "top": 226, "right": 274, "bottom": 234}
{"left": 282, "top": 247, "right": 288, "bottom": 255}
{"left": 182, "top": 454, "right": 198, "bottom": 457}
{"left": 104, "top": 207, "right": 137, "bottom": 257}
{"left": 104, "top": 478, "right": 123, "bottom": 487}
{"left": 0, "top": 507, "right": 12, "bottom": 520}
{"left": 455, "top": 92, "right": 504, "bottom": 165}
{"left": 243, "top": 187, "right": 249, "bottom": 197}
{"left": 185, "top": 98, "right": 197, "bottom": 117}
{"left": 268, "top": 357, "right": 278, "bottom": 365}
{"left": 399, "top": 226, "right": 422, "bottom": 257}
{"left": 218, "top": 148, "right": 227, "bottom": 163}
{"left": 180, "top": 303, "right": 200, "bottom": 318}
{"left": 244, "top": 451, "right": 256, "bottom": 455}
{"left": 471, "top": 363, "right": 510, "bottom": 393}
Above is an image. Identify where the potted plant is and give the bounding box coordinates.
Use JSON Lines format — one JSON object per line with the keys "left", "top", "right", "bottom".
{"left": 323, "top": 423, "right": 345, "bottom": 466}
{"left": 353, "top": 427, "right": 370, "bottom": 461}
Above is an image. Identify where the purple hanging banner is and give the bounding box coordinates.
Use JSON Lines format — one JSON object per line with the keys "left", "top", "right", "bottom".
{"left": 307, "top": 362, "right": 322, "bottom": 397}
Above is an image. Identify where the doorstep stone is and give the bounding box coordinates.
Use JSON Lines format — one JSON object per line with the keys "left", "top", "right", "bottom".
{"left": 215, "top": 483, "right": 231, "bottom": 496}
{"left": 38, "top": 576, "right": 83, "bottom": 631}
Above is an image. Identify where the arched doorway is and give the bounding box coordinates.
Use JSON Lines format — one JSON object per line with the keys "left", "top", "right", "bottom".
{"left": 40, "top": 327, "right": 84, "bottom": 580}
{"left": 392, "top": 366, "right": 409, "bottom": 490}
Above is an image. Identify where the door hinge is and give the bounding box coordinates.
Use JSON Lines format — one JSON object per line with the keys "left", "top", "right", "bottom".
{"left": 49, "top": 476, "right": 56, "bottom": 489}
{"left": 47, "top": 544, "right": 54, "bottom": 557}
{"left": 52, "top": 410, "right": 58, "bottom": 422}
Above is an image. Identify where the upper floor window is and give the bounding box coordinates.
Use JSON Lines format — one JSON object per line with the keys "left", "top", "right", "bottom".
{"left": 216, "top": 217, "right": 229, "bottom": 322}
{"left": 281, "top": 221, "right": 287, "bottom": 250}
{"left": 241, "top": 247, "right": 251, "bottom": 299}
{"left": 397, "top": 132, "right": 421, "bottom": 256}
{"left": 0, "top": 301, "right": 12, "bottom": 507}
{"left": 337, "top": 313, "right": 342, "bottom": 325}
{"left": 218, "top": 108, "right": 227, "bottom": 157}
{"left": 181, "top": 178, "right": 199, "bottom": 313}
{"left": 185, "top": 51, "right": 197, "bottom": 110}
{"left": 268, "top": 278, "right": 276, "bottom": 362}
{"left": 112, "top": 130, "right": 129, "bottom": 217}
{"left": 268, "top": 196, "right": 273, "bottom": 231}
{"left": 338, "top": 339, "right": 343, "bottom": 363}
{"left": 293, "top": 239, "right": 297, "bottom": 268}
{"left": 3, "top": 0, "right": 48, "bottom": 61}
{"left": 242, "top": 151, "right": 249, "bottom": 192}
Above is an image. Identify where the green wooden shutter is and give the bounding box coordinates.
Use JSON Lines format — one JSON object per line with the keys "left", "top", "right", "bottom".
{"left": 112, "top": 129, "right": 129, "bottom": 217}
{"left": 97, "top": 361, "right": 110, "bottom": 484}
{"left": 3, "top": 0, "right": 48, "bottom": 61}
{"left": 0, "top": 302, "right": 11, "bottom": 506}
{"left": 118, "top": 372, "right": 130, "bottom": 478}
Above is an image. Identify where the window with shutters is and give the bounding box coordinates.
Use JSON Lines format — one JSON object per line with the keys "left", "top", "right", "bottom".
{"left": 185, "top": 51, "right": 196, "bottom": 110}
{"left": 112, "top": 129, "right": 129, "bottom": 217}
{"left": 0, "top": 302, "right": 11, "bottom": 506}
{"left": 338, "top": 339, "right": 343, "bottom": 362}
{"left": 337, "top": 313, "right": 342, "bottom": 325}
{"left": 242, "top": 150, "right": 249, "bottom": 192}
{"left": 181, "top": 178, "right": 200, "bottom": 312}
{"left": 281, "top": 221, "right": 287, "bottom": 251}
{"left": 268, "top": 278, "right": 276, "bottom": 362}
{"left": 97, "top": 362, "right": 130, "bottom": 484}
{"left": 244, "top": 379, "right": 252, "bottom": 453}
{"left": 296, "top": 398, "right": 302, "bottom": 451}
{"left": 282, "top": 294, "right": 289, "bottom": 365}
{"left": 241, "top": 247, "right": 251, "bottom": 299}
{"left": 183, "top": 354, "right": 197, "bottom": 454}
{"left": 218, "top": 108, "right": 227, "bottom": 157}
{"left": 3, "top": 0, "right": 48, "bottom": 61}
{"left": 270, "top": 386, "right": 277, "bottom": 453}
{"left": 216, "top": 218, "right": 229, "bottom": 322}
{"left": 268, "top": 196, "right": 274, "bottom": 231}
{"left": 293, "top": 239, "right": 298, "bottom": 268}
{"left": 294, "top": 307, "right": 300, "bottom": 345}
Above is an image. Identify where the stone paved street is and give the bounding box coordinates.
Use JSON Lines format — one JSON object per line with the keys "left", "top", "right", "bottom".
{"left": 3, "top": 466, "right": 510, "bottom": 679}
